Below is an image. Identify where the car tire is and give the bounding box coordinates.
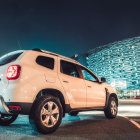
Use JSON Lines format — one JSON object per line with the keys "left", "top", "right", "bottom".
{"left": 30, "top": 95, "right": 63, "bottom": 134}
{"left": 69, "top": 111, "right": 79, "bottom": 116}
{"left": 0, "top": 114, "right": 18, "bottom": 125}
{"left": 104, "top": 97, "right": 118, "bottom": 119}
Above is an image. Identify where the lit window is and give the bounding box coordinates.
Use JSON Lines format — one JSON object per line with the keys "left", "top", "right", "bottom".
{"left": 132, "top": 46, "right": 135, "bottom": 49}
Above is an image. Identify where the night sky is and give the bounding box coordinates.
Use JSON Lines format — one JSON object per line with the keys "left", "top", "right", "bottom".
{"left": 0, "top": 0, "right": 140, "bottom": 57}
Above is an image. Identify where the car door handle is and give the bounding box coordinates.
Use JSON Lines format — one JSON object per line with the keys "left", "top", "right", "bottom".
{"left": 63, "top": 80, "right": 69, "bottom": 83}
{"left": 87, "top": 86, "right": 91, "bottom": 88}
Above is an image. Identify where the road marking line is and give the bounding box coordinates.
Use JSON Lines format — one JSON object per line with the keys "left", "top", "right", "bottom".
{"left": 130, "top": 118, "right": 140, "bottom": 122}
{"left": 130, "top": 120, "right": 140, "bottom": 129}
{"left": 118, "top": 115, "right": 140, "bottom": 129}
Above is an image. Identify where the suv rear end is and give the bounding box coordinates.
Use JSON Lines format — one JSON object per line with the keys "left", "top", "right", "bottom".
{"left": 0, "top": 50, "right": 43, "bottom": 115}
{"left": 0, "top": 50, "right": 25, "bottom": 114}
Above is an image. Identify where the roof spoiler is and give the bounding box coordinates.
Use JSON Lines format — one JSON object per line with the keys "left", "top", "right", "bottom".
{"left": 32, "top": 48, "right": 42, "bottom": 52}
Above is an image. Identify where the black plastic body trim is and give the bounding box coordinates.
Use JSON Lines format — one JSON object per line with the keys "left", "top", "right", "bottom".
{"left": 5, "top": 102, "right": 32, "bottom": 115}
{"left": 105, "top": 88, "right": 110, "bottom": 110}
{"left": 65, "top": 104, "right": 104, "bottom": 113}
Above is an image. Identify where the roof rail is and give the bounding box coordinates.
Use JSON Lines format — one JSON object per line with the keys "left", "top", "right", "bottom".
{"left": 32, "top": 48, "right": 79, "bottom": 64}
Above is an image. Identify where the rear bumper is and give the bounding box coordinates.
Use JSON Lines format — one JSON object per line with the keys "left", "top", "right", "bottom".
{"left": 5, "top": 102, "right": 32, "bottom": 115}
{"left": 0, "top": 95, "right": 11, "bottom": 114}
{"left": 0, "top": 95, "right": 32, "bottom": 115}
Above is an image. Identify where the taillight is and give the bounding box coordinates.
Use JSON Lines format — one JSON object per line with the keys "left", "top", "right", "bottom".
{"left": 8, "top": 105, "right": 21, "bottom": 111}
{"left": 6, "top": 65, "right": 21, "bottom": 80}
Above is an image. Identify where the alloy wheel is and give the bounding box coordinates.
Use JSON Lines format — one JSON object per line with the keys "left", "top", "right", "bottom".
{"left": 40, "top": 101, "right": 59, "bottom": 128}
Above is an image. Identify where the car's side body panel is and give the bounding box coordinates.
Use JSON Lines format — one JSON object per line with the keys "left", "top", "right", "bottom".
{"left": 84, "top": 80, "right": 106, "bottom": 107}
{"left": 57, "top": 57, "right": 87, "bottom": 108}
{"left": 18, "top": 51, "right": 69, "bottom": 105}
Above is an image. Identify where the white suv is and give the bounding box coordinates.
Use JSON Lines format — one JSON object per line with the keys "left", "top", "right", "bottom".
{"left": 0, "top": 49, "right": 118, "bottom": 134}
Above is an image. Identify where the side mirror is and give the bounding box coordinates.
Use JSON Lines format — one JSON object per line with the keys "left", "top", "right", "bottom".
{"left": 101, "top": 77, "right": 106, "bottom": 83}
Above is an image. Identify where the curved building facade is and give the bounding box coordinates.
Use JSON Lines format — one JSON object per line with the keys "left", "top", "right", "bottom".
{"left": 87, "top": 37, "right": 140, "bottom": 97}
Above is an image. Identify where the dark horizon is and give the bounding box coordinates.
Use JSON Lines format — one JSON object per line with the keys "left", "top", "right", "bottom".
{"left": 0, "top": 0, "right": 140, "bottom": 57}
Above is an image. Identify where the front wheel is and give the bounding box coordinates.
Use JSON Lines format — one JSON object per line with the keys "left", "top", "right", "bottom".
{"left": 0, "top": 114, "right": 18, "bottom": 125}
{"left": 31, "top": 96, "right": 63, "bottom": 134}
{"left": 104, "top": 97, "right": 118, "bottom": 119}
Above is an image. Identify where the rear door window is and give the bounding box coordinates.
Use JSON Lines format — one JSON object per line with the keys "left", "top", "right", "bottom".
{"left": 36, "top": 56, "right": 54, "bottom": 70}
{"left": 60, "top": 60, "right": 80, "bottom": 78}
{"left": 0, "top": 51, "right": 23, "bottom": 66}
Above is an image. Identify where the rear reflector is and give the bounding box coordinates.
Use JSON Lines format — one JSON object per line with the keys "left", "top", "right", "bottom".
{"left": 8, "top": 105, "right": 21, "bottom": 110}
{"left": 6, "top": 65, "right": 21, "bottom": 80}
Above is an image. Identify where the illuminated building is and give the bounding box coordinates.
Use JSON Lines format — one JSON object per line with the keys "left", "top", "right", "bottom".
{"left": 86, "top": 37, "right": 140, "bottom": 97}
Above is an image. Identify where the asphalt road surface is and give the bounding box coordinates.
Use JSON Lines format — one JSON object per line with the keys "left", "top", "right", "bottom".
{"left": 0, "top": 99, "right": 139, "bottom": 140}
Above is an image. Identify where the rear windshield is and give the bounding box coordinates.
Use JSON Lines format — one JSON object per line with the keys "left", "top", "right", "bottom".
{"left": 0, "top": 51, "right": 23, "bottom": 66}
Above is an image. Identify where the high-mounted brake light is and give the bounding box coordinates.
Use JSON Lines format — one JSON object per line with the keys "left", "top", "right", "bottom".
{"left": 6, "top": 65, "right": 21, "bottom": 80}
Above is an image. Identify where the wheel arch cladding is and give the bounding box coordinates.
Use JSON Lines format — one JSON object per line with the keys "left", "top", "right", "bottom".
{"left": 31, "top": 88, "right": 66, "bottom": 116}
